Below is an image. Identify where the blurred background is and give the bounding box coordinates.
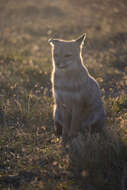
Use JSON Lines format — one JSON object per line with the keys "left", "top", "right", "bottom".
{"left": 0, "top": 0, "right": 127, "bottom": 96}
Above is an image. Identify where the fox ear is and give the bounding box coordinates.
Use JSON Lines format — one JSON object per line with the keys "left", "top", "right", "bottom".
{"left": 76, "top": 33, "right": 86, "bottom": 47}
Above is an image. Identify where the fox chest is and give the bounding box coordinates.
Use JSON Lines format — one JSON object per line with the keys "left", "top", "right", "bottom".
{"left": 54, "top": 85, "right": 83, "bottom": 106}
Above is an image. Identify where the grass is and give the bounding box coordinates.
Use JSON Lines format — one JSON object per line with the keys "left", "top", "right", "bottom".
{"left": 0, "top": 0, "right": 127, "bottom": 189}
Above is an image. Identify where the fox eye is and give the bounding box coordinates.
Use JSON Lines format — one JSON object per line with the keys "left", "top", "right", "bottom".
{"left": 64, "top": 54, "right": 72, "bottom": 58}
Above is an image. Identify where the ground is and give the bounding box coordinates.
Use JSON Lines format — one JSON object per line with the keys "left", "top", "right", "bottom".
{"left": 0, "top": 0, "right": 127, "bottom": 189}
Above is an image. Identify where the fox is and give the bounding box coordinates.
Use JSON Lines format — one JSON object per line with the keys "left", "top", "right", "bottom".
{"left": 49, "top": 34, "right": 106, "bottom": 143}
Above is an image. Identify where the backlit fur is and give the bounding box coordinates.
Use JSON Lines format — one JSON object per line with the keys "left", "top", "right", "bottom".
{"left": 49, "top": 34, "right": 106, "bottom": 143}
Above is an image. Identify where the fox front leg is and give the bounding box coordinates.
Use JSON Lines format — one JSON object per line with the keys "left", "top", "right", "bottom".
{"left": 69, "top": 108, "right": 82, "bottom": 139}
{"left": 54, "top": 106, "right": 63, "bottom": 137}
{"left": 62, "top": 111, "right": 71, "bottom": 144}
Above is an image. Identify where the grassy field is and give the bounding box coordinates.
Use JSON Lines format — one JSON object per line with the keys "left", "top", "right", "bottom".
{"left": 0, "top": 0, "right": 127, "bottom": 189}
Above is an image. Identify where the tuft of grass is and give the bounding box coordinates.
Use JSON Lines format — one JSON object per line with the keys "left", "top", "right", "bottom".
{"left": 68, "top": 125, "right": 127, "bottom": 189}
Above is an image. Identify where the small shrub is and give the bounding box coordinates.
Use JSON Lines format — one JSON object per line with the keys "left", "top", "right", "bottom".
{"left": 68, "top": 126, "right": 126, "bottom": 188}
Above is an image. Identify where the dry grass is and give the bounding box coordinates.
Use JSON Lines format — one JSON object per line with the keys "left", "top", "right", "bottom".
{"left": 0, "top": 0, "right": 127, "bottom": 189}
